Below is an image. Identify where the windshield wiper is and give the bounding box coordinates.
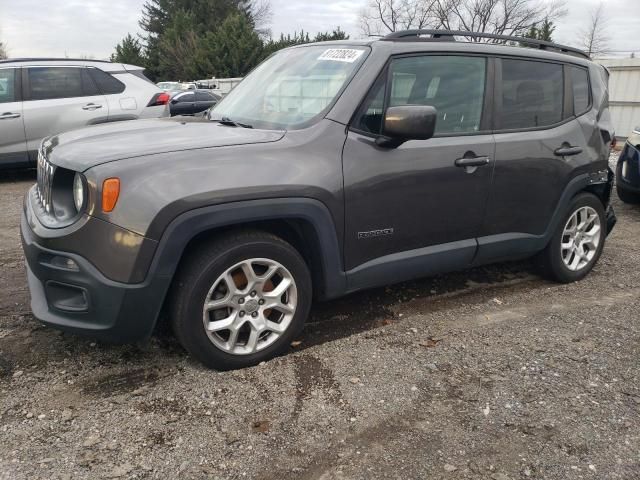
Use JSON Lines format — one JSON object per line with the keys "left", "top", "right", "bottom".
{"left": 216, "top": 116, "right": 253, "bottom": 129}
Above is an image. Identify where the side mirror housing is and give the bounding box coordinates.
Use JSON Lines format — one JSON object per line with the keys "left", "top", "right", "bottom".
{"left": 376, "top": 105, "right": 437, "bottom": 148}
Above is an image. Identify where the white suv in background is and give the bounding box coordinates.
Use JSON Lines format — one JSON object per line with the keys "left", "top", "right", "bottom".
{"left": 0, "top": 58, "right": 170, "bottom": 168}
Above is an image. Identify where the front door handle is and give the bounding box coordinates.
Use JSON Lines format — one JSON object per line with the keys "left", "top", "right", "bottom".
{"left": 554, "top": 145, "right": 582, "bottom": 157}
{"left": 0, "top": 112, "right": 21, "bottom": 119}
{"left": 82, "top": 103, "right": 102, "bottom": 111}
{"left": 455, "top": 156, "right": 490, "bottom": 168}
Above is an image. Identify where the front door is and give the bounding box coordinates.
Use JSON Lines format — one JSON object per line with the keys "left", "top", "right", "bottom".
{"left": 343, "top": 54, "right": 495, "bottom": 286}
{"left": 0, "top": 67, "right": 28, "bottom": 167}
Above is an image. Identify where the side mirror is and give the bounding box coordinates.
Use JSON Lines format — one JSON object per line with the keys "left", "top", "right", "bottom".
{"left": 376, "top": 105, "right": 437, "bottom": 148}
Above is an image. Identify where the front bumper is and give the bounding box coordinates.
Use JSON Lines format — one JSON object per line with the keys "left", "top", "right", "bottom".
{"left": 21, "top": 206, "right": 169, "bottom": 343}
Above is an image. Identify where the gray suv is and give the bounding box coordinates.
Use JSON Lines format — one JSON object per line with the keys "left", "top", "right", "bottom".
{"left": 0, "top": 58, "right": 169, "bottom": 168}
{"left": 20, "top": 31, "right": 616, "bottom": 370}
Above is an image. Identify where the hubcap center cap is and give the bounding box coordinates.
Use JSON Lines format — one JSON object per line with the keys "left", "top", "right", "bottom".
{"left": 244, "top": 298, "right": 260, "bottom": 314}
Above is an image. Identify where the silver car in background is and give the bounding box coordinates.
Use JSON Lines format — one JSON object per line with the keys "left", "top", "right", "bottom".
{"left": 0, "top": 58, "right": 170, "bottom": 168}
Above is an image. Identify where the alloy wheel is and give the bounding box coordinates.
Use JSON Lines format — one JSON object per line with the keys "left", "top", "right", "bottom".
{"left": 202, "top": 258, "right": 298, "bottom": 355}
{"left": 560, "top": 206, "right": 601, "bottom": 272}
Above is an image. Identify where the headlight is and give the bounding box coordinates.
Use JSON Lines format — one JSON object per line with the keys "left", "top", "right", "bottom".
{"left": 73, "top": 173, "right": 85, "bottom": 212}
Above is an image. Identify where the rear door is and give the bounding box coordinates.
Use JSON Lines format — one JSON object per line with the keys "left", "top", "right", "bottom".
{"left": 343, "top": 54, "right": 495, "bottom": 282}
{"left": 170, "top": 92, "right": 196, "bottom": 115}
{"left": 87, "top": 67, "right": 134, "bottom": 121}
{"left": 0, "top": 67, "right": 28, "bottom": 167}
{"left": 22, "top": 66, "right": 108, "bottom": 159}
{"left": 478, "top": 57, "right": 595, "bottom": 262}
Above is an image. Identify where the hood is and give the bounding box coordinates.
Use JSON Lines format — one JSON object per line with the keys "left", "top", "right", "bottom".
{"left": 45, "top": 117, "right": 285, "bottom": 171}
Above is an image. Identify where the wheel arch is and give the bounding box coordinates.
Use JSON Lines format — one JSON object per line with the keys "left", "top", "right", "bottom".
{"left": 146, "top": 198, "right": 347, "bottom": 311}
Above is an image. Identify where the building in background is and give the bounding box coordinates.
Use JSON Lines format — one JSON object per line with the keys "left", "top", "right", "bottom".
{"left": 598, "top": 58, "right": 640, "bottom": 139}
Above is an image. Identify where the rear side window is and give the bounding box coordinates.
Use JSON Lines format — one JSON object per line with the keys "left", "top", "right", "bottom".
{"left": 196, "top": 91, "right": 216, "bottom": 101}
{"left": 88, "top": 68, "right": 126, "bottom": 95}
{"left": 571, "top": 66, "right": 590, "bottom": 115}
{"left": 175, "top": 92, "right": 195, "bottom": 102}
{"left": 27, "top": 67, "right": 88, "bottom": 100}
{"left": 0, "top": 68, "right": 16, "bottom": 103}
{"left": 354, "top": 55, "right": 487, "bottom": 136}
{"left": 499, "top": 59, "right": 563, "bottom": 129}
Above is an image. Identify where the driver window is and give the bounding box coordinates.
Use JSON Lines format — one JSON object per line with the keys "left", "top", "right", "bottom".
{"left": 354, "top": 55, "right": 487, "bottom": 136}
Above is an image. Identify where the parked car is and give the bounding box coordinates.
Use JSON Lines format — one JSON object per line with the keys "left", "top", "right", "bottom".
{"left": 616, "top": 127, "right": 640, "bottom": 203}
{"left": 0, "top": 58, "right": 170, "bottom": 168}
{"left": 170, "top": 90, "right": 220, "bottom": 116}
{"left": 157, "top": 81, "right": 181, "bottom": 91}
{"left": 21, "top": 31, "right": 616, "bottom": 370}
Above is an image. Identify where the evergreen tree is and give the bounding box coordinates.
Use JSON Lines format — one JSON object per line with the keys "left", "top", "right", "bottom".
{"left": 110, "top": 34, "right": 146, "bottom": 66}
{"left": 523, "top": 17, "right": 555, "bottom": 42}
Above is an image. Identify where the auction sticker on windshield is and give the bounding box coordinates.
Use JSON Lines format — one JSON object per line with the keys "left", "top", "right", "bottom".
{"left": 318, "top": 49, "right": 364, "bottom": 63}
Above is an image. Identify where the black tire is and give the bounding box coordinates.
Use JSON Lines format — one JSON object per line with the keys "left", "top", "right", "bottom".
{"left": 170, "top": 230, "right": 312, "bottom": 370}
{"left": 617, "top": 184, "right": 640, "bottom": 204}
{"left": 537, "top": 192, "right": 606, "bottom": 283}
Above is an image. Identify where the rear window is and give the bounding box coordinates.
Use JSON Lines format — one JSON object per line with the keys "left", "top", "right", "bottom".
{"left": 499, "top": 59, "right": 564, "bottom": 129}
{"left": 571, "top": 66, "right": 590, "bottom": 115}
{"left": 88, "top": 68, "right": 126, "bottom": 95}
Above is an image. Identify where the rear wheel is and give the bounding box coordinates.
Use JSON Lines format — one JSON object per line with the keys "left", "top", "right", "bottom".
{"left": 170, "top": 230, "right": 312, "bottom": 370}
{"left": 538, "top": 193, "right": 606, "bottom": 283}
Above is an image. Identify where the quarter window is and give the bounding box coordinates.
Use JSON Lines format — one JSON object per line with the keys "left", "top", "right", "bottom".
{"left": 354, "top": 55, "right": 487, "bottom": 136}
{"left": 88, "top": 68, "right": 126, "bottom": 95}
{"left": 571, "top": 66, "right": 590, "bottom": 115}
{"left": 499, "top": 59, "right": 563, "bottom": 129}
{"left": 0, "top": 68, "right": 16, "bottom": 103}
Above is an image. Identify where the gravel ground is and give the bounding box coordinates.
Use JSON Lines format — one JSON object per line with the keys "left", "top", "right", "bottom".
{"left": 1, "top": 154, "right": 639, "bottom": 480}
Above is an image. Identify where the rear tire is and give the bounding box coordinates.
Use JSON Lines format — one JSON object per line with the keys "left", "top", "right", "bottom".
{"left": 537, "top": 193, "right": 606, "bottom": 283}
{"left": 617, "top": 184, "right": 640, "bottom": 204}
{"left": 170, "top": 230, "right": 312, "bottom": 370}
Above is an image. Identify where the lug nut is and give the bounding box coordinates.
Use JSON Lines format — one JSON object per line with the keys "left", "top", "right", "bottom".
{"left": 251, "top": 312, "right": 258, "bottom": 318}
{"left": 258, "top": 299, "right": 265, "bottom": 305}
{"left": 238, "top": 298, "right": 245, "bottom": 304}
{"left": 250, "top": 291, "right": 257, "bottom": 297}
{"left": 239, "top": 311, "right": 245, "bottom": 317}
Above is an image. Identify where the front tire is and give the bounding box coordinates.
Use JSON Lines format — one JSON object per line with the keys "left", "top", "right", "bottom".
{"left": 538, "top": 193, "right": 606, "bottom": 283}
{"left": 170, "top": 230, "right": 312, "bottom": 370}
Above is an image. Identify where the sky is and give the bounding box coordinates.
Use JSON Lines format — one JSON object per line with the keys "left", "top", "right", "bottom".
{"left": 0, "top": 0, "right": 638, "bottom": 59}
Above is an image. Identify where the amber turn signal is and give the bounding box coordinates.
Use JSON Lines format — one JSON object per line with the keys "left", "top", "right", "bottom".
{"left": 102, "top": 178, "right": 120, "bottom": 213}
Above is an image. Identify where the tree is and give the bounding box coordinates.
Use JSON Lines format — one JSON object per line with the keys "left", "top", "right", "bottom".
{"left": 524, "top": 17, "right": 555, "bottom": 41}
{"left": 196, "top": 13, "right": 264, "bottom": 78}
{"left": 0, "top": 41, "right": 7, "bottom": 60}
{"left": 359, "top": 0, "right": 438, "bottom": 36}
{"left": 433, "top": 0, "right": 566, "bottom": 39}
{"left": 262, "top": 27, "right": 349, "bottom": 57}
{"left": 579, "top": 1, "right": 609, "bottom": 57}
{"left": 111, "top": 34, "right": 147, "bottom": 66}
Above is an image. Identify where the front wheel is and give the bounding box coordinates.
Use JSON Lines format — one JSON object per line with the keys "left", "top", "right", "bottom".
{"left": 170, "top": 230, "right": 312, "bottom": 370}
{"left": 538, "top": 193, "right": 606, "bottom": 283}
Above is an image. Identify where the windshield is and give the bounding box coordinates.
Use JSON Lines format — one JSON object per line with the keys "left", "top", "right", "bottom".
{"left": 210, "top": 45, "right": 369, "bottom": 129}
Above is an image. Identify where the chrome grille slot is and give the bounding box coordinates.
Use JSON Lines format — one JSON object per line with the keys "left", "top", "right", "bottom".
{"left": 36, "top": 148, "right": 56, "bottom": 214}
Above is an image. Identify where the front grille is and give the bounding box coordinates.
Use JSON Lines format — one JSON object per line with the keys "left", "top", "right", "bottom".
{"left": 36, "top": 148, "right": 56, "bottom": 214}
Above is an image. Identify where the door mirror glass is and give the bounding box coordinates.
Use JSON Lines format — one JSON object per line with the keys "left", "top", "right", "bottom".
{"left": 377, "top": 105, "right": 437, "bottom": 148}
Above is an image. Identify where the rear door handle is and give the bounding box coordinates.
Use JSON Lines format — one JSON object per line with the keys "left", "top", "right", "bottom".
{"left": 0, "top": 112, "right": 21, "bottom": 119}
{"left": 554, "top": 145, "right": 582, "bottom": 157}
{"left": 82, "top": 103, "right": 102, "bottom": 111}
{"left": 455, "top": 156, "right": 490, "bottom": 168}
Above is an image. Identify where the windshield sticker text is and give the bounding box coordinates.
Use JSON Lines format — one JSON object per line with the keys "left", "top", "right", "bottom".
{"left": 318, "top": 49, "right": 364, "bottom": 63}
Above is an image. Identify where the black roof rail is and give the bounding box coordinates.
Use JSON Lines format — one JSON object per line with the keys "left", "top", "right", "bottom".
{"left": 382, "top": 29, "right": 590, "bottom": 60}
{"left": 0, "top": 57, "right": 113, "bottom": 64}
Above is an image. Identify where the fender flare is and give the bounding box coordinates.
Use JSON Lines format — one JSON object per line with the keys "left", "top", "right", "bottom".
{"left": 141, "top": 197, "right": 347, "bottom": 301}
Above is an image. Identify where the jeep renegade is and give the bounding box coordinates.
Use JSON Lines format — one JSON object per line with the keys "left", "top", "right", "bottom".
{"left": 21, "top": 30, "right": 616, "bottom": 369}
